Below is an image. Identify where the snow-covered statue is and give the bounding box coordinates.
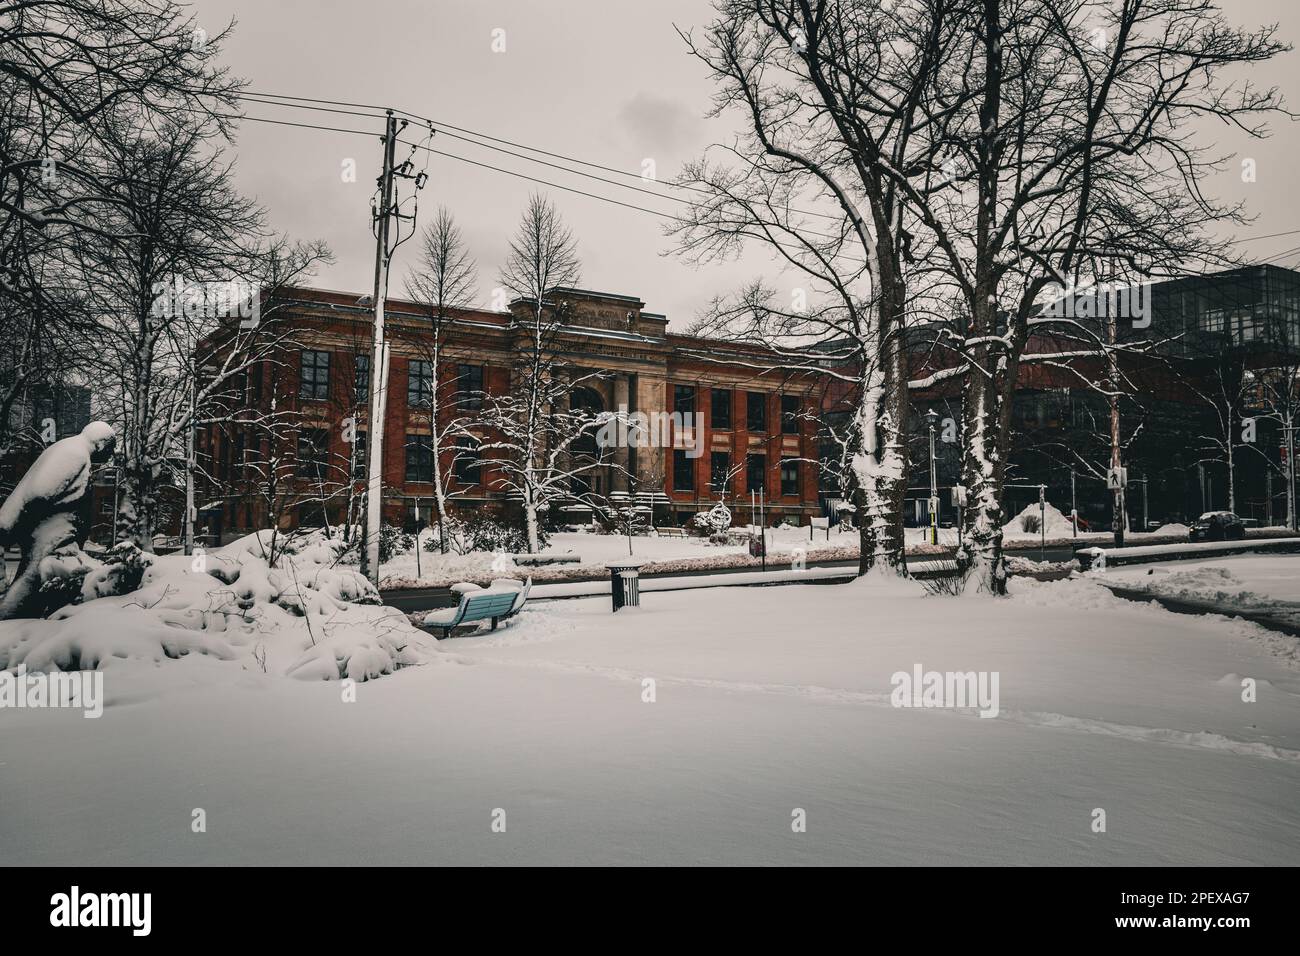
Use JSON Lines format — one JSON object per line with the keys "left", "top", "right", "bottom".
{"left": 693, "top": 500, "right": 733, "bottom": 543}
{"left": 0, "top": 422, "right": 116, "bottom": 619}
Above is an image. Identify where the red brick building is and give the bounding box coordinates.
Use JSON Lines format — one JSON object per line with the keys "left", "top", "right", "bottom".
{"left": 196, "top": 286, "right": 844, "bottom": 540}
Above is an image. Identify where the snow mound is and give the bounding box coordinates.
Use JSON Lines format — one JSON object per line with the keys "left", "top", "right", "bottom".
{"left": 1154, "top": 523, "right": 1189, "bottom": 536}
{"left": 1002, "top": 501, "right": 1075, "bottom": 537}
{"left": 0, "top": 529, "right": 437, "bottom": 688}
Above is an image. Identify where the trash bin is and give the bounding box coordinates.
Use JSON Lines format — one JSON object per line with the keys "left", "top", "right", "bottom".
{"left": 606, "top": 561, "right": 645, "bottom": 612}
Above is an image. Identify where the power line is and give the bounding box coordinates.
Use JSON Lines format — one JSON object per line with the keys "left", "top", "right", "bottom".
{"left": 225, "top": 88, "right": 1300, "bottom": 255}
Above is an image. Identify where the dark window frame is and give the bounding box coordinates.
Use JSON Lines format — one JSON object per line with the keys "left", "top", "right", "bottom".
{"left": 674, "top": 384, "right": 696, "bottom": 417}
{"left": 457, "top": 363, "right": 484, "bottom": 409}
{"left": 299, "top": 350, "right": 330, "bottom": 401}
{"left": 780, "top": 457, "right": 800, "bottom": 497}
{"left": 710, "top": 451, "right": 732, "bottom": 493}
{"left": 407, "top": 359, "right": 434, "bottom": 408}
{"left": 404, "top": 433, "right": 434, "bottom": 483}
{"left": 746, "top": 453, "right": 767, "bottom": 493}
{"left": 781, "top": 394, "right": 801, "bottom": 435}
{"left": 672, "top": 449, "right": 695, "bottom": 492}
{"left": 711, "top": 388, "right": 732, "bottom": 430}
{"left": 746, "top": 392, "right": 767, "bottom": 432}
{"left": 453, "top": 435, "right": 481, "bottom": 485}
{"left": 297, "top": 427, "right": 330, "bottom": 479}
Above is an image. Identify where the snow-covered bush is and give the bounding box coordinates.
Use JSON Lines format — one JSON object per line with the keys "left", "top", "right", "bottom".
{"left": 0, "top": 529, "right": 437, "bottom": 686}
{"left": 80, "top": 541, "right": 152, "bottom": 600}
{"left": 379, "top": 524, "right": 414, "bottom": 562}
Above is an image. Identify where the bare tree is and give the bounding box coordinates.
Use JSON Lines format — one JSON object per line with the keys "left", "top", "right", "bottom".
{"left": 68, "top": 124, "right": 329, "bottom": 549}
{"left": 404, "top": 206, "right": 482, "bottom": 551}
{"left": 871, "top": 0, "right": 1287, "bottom": 591}
{"left": 673, "top": 1, "right": 969, "bottom": 574}
{"left": 480, "top": 194, "right": 608, "bottom": 553}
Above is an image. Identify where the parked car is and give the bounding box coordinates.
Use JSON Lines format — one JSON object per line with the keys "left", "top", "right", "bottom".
{"left": 1068, "top": 514, "right": 1090, "bottom": 532}
{"left": 1189, "top": 511, "right": 1246, "bottom": 542}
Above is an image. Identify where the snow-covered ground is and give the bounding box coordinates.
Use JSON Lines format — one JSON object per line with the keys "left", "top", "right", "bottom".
{"left": 3, "top": 572, "right": 1297, "bottom": 865}
{"left": 375, "top": 516, "right": 1212, "bottom": 589}
{"left": 1108, "top": 554, "right": 1300, "bottom": 612}
{"left": 379, "top": 526, "right": 863, "bottom": 588}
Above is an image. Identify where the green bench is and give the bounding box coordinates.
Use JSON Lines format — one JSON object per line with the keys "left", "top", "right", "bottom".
{"left": 421, "top": 579, "right": 531, "bottom": 639}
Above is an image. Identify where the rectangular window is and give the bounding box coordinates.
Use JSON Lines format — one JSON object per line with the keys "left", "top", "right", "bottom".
{"left": 453, "top": 436, "right": 481, "bottom": 485}
{"left": 297, "top": 428, "right": 329, "bottom": 479}
{"left": 405, "top": 434, "right": 433, "bottom": 483}
{"left": 673, "top": 449, "right": 695, "bottom": 491}
{"left": 711, "top": 388, "right": 732, "bottom": 430}
{"left": 248, "top": 363, "right": 263, "bottom": 405}
{"left": 781, "top": 395, "right": 800, "bottom": 435}
{"left": 299, "top": 350, "right": 330, "bottom": 401}
{"left": 674, "top": 384, "right": 696, "bottom": 417}
{"left": 710, "top": 452, "right": 731, "bottom": 493}
{"left": 746, "top": 392, "right": 767, "bottom": 432}
{"left": 351, "top": 432, "right": 367, "bottom": 478}
{"left": 408, "top": 360, "right": 433, "bottom": 408}
{"left": 354, "top": 354, "right": 369, "bottom": 404}
{"left": 780, "top": 458, "right": 800, "bottom": 497}
{"left": 746, "top": 453, "right": 766, "bottom": 493}
{"left": 457, "top": 364, "right": 484, "bottom": 409}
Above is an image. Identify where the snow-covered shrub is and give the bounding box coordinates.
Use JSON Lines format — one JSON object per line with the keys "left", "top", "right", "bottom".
{"left": 462, "top": 513, "right": 538, "bottom": 554}
{"left": 1020, "top": 513, "right": 1042, "bottom": 534}
{"left": 80, "top": 541, "right": 152, "bottom": 601}
{"left": 379, "top": 524, "right": 414, "bottom": 562}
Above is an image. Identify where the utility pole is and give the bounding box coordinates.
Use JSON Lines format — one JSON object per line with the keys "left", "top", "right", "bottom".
{"left": 361, "top": 111, "right": 400, "bottom": 584}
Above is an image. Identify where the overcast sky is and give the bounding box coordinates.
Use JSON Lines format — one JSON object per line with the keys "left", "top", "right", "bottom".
{"left": 192, "top": 0, "right": 1300, "bottom": 329}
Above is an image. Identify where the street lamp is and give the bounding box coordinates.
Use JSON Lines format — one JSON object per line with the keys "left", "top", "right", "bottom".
{"left": 924, "top": 408, "right": 940, "bottom": 545}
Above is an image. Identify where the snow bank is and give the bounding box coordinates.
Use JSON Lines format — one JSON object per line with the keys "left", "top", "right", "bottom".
{"left": 1002, "top": 501, "right": 1075, "bottom": 537}
{"left": 0, "top": 529, "right": 436, "bottom": 687}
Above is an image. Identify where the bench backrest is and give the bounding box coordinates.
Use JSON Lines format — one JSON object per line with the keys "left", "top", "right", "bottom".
{"left": 461, "top": 590, "right": 519, "bottom": 620}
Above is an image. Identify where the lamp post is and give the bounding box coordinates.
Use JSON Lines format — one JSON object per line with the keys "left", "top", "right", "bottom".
{"left": 925, "top": 408, "right": 940, "bottom": 545}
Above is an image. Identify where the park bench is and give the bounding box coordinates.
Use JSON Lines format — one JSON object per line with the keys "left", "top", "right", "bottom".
{"left": 656, "top": 527, "right": 690, "bottom": 538}
{"left": 421, "top": 578, "right": 532, "bottom": 639}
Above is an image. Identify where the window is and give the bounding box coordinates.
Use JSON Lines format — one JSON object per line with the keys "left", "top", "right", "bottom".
{"left": 710, "top": 452, "right": 732, "bottom": 493}
{"left": 781, "top": 395, "right": 801, "bottom": 435}
{"left": 405, "top": 434, "right": 433, "bottom": 483}
{"left": 457, "top": 364, "right": 484, "bottom": 409}
{"left": 408, "top": 360, "right": 433, "bottom": 408}
{"left": 781, "top": 458, "right": 800, "bottom": 497}
{"left": 674, "top": 384, "right": 696, "bottom": 417}
{"left": 354, "top": 354, "right": 369, "bottom": 404}
{"left": 673, "top": 449, "right": 695, "bottom": 491}
{"left": 249, "top": 362, "right": 263, "bottom": 404}
{"left": 230, "top": 432, "right": 245, "bottom": 481}
{"left": 746, "top": 453, "right": 766, "bottom": 493}
{"left": 747, "top": 392, "right": 767, "bottom": 432}
{"left": 350, "top": 431, "right": 367, "bottom": 478}
{"left": 453, "top": 436, "right": 481, "bottom": 485}
{"left": 297, "top": 428, "right": 329, "bottom": 479}
{"left": 299, "top": 350, "right": 330, "bottom": 401}
{"left": 711, "top": 388, "right": 732, "bottom": 430}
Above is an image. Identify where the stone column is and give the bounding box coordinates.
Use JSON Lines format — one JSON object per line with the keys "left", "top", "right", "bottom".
{"left": 612, "top": 374, "right": 631, "bottom": 494}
